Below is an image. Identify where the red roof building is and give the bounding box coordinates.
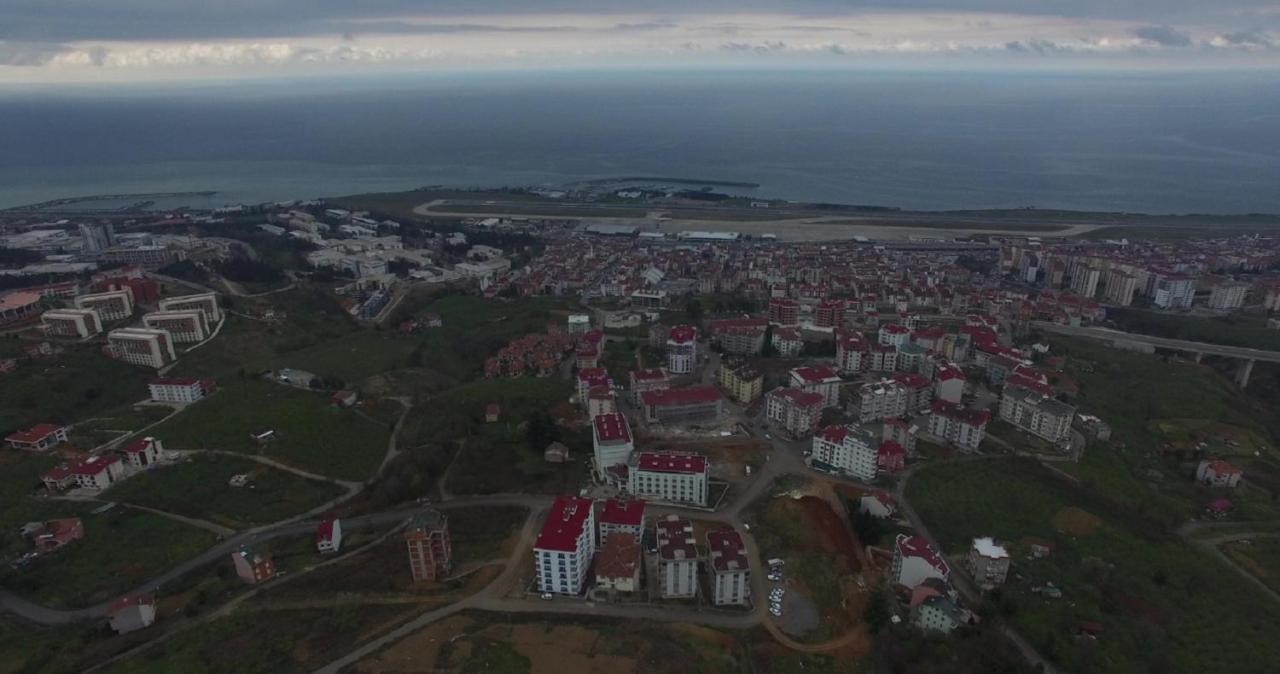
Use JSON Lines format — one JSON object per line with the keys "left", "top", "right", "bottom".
{"left": 5, "top": 423, "right": 68, "bottom": 452}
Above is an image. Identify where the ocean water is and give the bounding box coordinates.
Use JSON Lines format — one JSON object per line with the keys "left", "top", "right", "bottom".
{"left": 1, "top": 70, "right": 1278, "bottom": 214}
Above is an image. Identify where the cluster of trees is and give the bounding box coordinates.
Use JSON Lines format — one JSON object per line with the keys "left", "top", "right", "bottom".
{"left": 216, "top": 258, "right": 284, "bottom": 285}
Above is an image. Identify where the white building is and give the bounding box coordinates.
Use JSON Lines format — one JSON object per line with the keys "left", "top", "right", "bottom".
{"left": 598, "top": 498, "right": 646, "bottom": 546}
{"left": 933, "top": 364, "right": 965, "bottom": 404}
{"left": 666, "top": 324, "right": 698, "bottom": 374}
{"left": 965, "top": 537, "right": 1010, "bottom": 589}
{"left": 656, "top": 516, "right": 699, "bottom": 598}
{"left": 107, "top": 328, "right": 177, "bottom": 368}
{"left": 592, "top": 413, "right": 634, "bottom": 478}
{"left": 627, "top": 452, "right": 708, "bottom": 507}
{"left": 854, "top": 379, "right": 909, "bottom": 423}
{"left": 75, "top": 289, "right": 134, "bottom": 321}
{"left": 148, "top": 378, "right": 215, "bottom": 404}
{"left": 41, "top": 308, "right": 103, "bottom": 339}
{"left": 764, "top": 387, "right": 825, "bottom": 438}
{"left": 913, "top": 595, "right": 962, "bottom": 634}
{"left": 535, "top": 496, "right": 596, "bottom": 595}
{"left": 999, "top": 387, "right": 1074, "bottom": 444}
{"left": 159, "top": 292, "right": 223, "bottom": 324}
{"left": 121, "top": 436, "right": 162, "bottom": 468}
{"left": 812, "top": 424, "right": 879, "bottom": 481}
{"left": 707, "top": 529, "right": 751, "bottom": 606}
{"left": 567, "top": 314, "right": 591, "bottom": 334}
{"left": 142, "top": 309, "right": 210, "bottom": 343}
{"left": 892, "top": 534, "right": 951, "bottom": 588}
{"left": 927, "top": 401, "right": 990, "bottom": 452}
{"left": 72, "top": 455, "right": 125, "bottom": 490}
{"left": 1197, "top": 459, "right": 1243, "bottom": 488}
{"left": 316, "top": 519, "right": 343, "bottom": 554}
{"left": 878, "top": 323, "right": 910, "bottom": 347}
{"left": 1208, "top": 283, "right": 1248, "bottom": 311}
{"left": 788, "top": 365, "right": 842, "bottom": 408}
{"left": 1153, "top": 276, "right": 1195, "bottom": 310}
{"left": 771, "top": 327, "right": 803, "bottom": 357}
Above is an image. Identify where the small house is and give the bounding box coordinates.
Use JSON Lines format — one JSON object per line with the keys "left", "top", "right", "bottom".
{"left": 29, "top": 518, "right": 85, "bottom": 553}
{"left": 316, "top": 518, "right": 343, "bottom": 554}
{"left": 232, "top": 545, "right": 276, "bottom": 584}
{"left": 544, "top": 441, "right": 570, "bottom": 463}
{"left": 107, "top": 594, "right": 157, "bottom": 634}
{"left": 330, "top": 390, "right": 358, "bottom": 408}
{"left": 485, "top": 404, "right": 501, "bottom": 423}
{"left": 122, "top": 437, "right": 163, "bottom": 468}
{"left": 1197, "top": 459, "right": 1243, "bottom": 488}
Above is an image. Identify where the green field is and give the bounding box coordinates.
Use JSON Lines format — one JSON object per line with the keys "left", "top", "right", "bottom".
{"left": 2, "top": 506, "right": 216, "bottom": 609}
{"left": 908, "top": 458, "right": 1280, "bottom": 673}
{"left": 106, "top": 454, "right": 347, "bottom": 529}
{"left": 148, "top": 379, "right": 390, "bottom": 481}
{"left": 1106, "top": 308, "right": 1280, "bottom": 352}
{"left": 1221, "top": 536, "right": 1280, "bottom": 595}
{"left": 0, "top": 345, "right": 152, "bottom": 440}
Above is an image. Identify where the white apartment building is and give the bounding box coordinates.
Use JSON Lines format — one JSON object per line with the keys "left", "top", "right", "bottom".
{"left": 707, "top": 529, "right": 751, "bottom": 606}
{"left": 75, "top": 289, "right": 134, "bottom": 321}
{"left": 764, "top": 387, "right": 825, "bottom": 437}
{"left": 892, "top": 534, "right": 951, "bottom": 588}
{"left": 148, "top": 378, "right": 214, "bottom": 404}
{"left": 627, "top": 452, "right": 708, "bottom": 506}
{"left": 965, "top": 537, "right": 1010, "bottom": 590}
{"left": 878, "top": 323, "right": 910, "bottom": 347}
{"left": 159, "top": 292, "right": 223, "bottom": 324}
{"left": 1103, "top": 270, "right": 1138, "bottom": 307}
{"left": 835, "top": 332, "right": 868, "bottom": 373}
{"left": 854, "top": 379, "right": 909, "bottom": 423}
{"left": 107, "top": 328, "right": 177, "bottom": 368}
{"left": 1208, "top": 283, "right": 1248, "bottom": 311}
{"left": 598, "top": 498, "right": 646, "bottom": 546}
{"left": 666, "top": 325, "right": 698, "bottom": 374}
{"left": 1153, "top": 276, "right": 1195, "bottom": 310}
{"left": 534, "top": 496, "right": 596, "bottom": 595}
{"left": 928, "top": 401, "right": 990, "bottom": 452}
{"left": 999, "top": 387, "right": 1075, "bottom": 444}
{"left": 41, "top": 308, "right": 103, "bottom": 338}
{"left": 789, "top": 365, "right": 842, "bottom": 408}
{"left": 656, "top": 516, "right": 699, "bottom": 598}
{"left": 592, "top": 413, "right": 634, "bottom": 478}
{"left": 812, "top": 424, "right": 879, "bottom": 481}
{"left": 142, "top": 309, "right": 210, "bottom": 343}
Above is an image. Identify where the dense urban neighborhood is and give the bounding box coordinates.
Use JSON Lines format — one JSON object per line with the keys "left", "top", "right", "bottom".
{"left": 2, "top": 189, "right": 1280, "bottom": 673}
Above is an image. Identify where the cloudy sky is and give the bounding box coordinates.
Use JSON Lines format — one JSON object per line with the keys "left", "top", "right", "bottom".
{"left": 1, "top": 1, "right": 1277, "bottom": 83}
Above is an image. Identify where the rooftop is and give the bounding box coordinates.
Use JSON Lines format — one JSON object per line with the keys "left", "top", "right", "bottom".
{"left": 6, "top": 423, "right": 64, "bottom": 444}
{"left": 535, "top": 496, "right": 594, "bottom": 552}
{"left": 593, "top": 412, "right": 632, "bottom": 444}
{"left": 972, "top": 536, "right": 1009, "bottom": 560}
{"left": 635, "top": 452, "right": 707, "bottom": 475}
{"left": 600, "top": 498, "right": 646, "bottom": 527}
{"left": 896, "top": 534, "right": 951, "bottom": 577}
{"left": 707, "top": 529, "right": 749, "bottom": 572}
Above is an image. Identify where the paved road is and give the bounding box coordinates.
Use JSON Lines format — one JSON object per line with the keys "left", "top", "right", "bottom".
{"left": 1030, "top": 321, "right": 1280, "bottom": 363}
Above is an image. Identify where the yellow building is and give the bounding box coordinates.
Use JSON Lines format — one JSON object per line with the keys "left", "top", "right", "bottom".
{"left": 718, "top": 360, "right": 763, "bottom": 405}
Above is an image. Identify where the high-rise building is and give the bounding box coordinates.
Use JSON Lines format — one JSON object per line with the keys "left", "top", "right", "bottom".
{"left": 405, "top": 508, "right": 452, "bottom": 582}
{"left": 78, "top": 222, "right": 115, "bottom": 253}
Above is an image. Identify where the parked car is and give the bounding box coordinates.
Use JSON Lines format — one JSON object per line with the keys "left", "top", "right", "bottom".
{"left": 540, "top": 592, "right": 553, "bottom": 600}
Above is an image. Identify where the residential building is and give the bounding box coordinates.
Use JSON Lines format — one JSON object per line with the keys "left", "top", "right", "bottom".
{"left": 5, "top": 423, "right": 68, "bottom": 451}
{"left": 26, "top": 518, "right": 84, "bottom": 552}
{"left": 883, "top": 418, "right": 918, "bottom": 455}
{"left": 79, "top": 222, "right": 116, "bottom": 253}
{"left": 1103, "top": 270, "right": 1138, "bottom": 306}
{"left": 598, "top": 498, "right": 646, "bottom": 546}
{"left": 592, "top": 412, "right": 634, "bottom": 477}
{"left": 933, "top": 363, "right": 966, "bottom": 404}
{"left": 0, "top": 291, "right": 42, "bottom": 328}
{"left": 707, "top": 529, "right": 751, "bottom": 606}
{"left": 629, "top": 368, "right": 671, "bottom": 405}
{"left": 892, "top": 534, "right": 951, "bottom": 588}
{"left": 878, "top": 440, "right": 906, "bottom": 473}
{"left": 666, "top": 324, "right": 698, "bottom": 374}
{"left": 835, "top": 331, "right": 869, "bottom": 374}
{"left": 595, "top": 536, "right": 641, "bottom": 593}
{"left": 789, "top": 365, "right": 842, "bottom": 408}
{"left": 97, "top": 245, "right": 183, "bottom": 270}
{"left": 913, "top": 595, "right": 962, "bottom": 634}
{"left": 576, "top": 368, "right": 611, "bottom": 407}
{"left": 718, "top": 360, "right": 763, "bottom": 404}
{"left": 535, "top": 496, "right": 595, "bottom": 595}
{"left": 106, "top": 595, "right": 156, "bottom": 635}
{"left": 709, "top": 317, "right": 768, "bottom": 355}
{"left": 1208, "top": 282, "right": 1248, "bottom": 311}
{"left": 656, "top": 516, "right": 699, "bottom": 598}
{"left": 965, "top": 537, "right": 1010, "bottom": 589}
{"left": 814, "top": 299, "right": 846, "bottom": 329}
{"left": 1153, "top": 275, "right": 1195, "bottom": 310}
{"left": 768, "top": 297, "right": 799, "bottom": 326}
{"left": 764, "top": 387, "right": 825, "bottom": 437}
{"left": 999, "top": 387, "right": 1075, "bottom": 444}
{"left": 893, "top": 372, "right": 933, "bottom": 412}
{"left": 878, "top": 323, "right": 911, "bottom": 347}
{"left": 811, "top": 424, "right": 879, "bottom": 480}
{"left": 121, "top": 436, "right": 162, "bottom": 468}
{"left": 71, "top": 454, "right": 125, "bottom": 490}
{"left": 853, "top": 379, "right": 909, "bottom": 423}
{"left": 74, "top": 289, "right": 134, "bottom": 321}
{"left": 40, "top": 308, "right": 103, "bottom": 339}
{"left": 405, "top": 508, "right": 453, "bottom": 582}
{"left": 640, "top": 386, "right": 723, "bottom": 425}
{"left": 232, "top": 545, "right": 276, "bottom": 584}
{"left": 771, "top": 327, "right": 803, "bottom": 357}
{"left": 868, "top": 343, "right": 899, "bottom": 372}
{"left": 142, "top": 309, "right": 210, "bottom": 343}
{"left": 1197, "top": 459, "right": 1244, "bottom": 488}
{"left": 628, "top": 452, "right": 709, "bottom": 506}
{"left": 567, "top": 313, "right": 591, "bottom": 334}
{"left": 159, "top": 292, "right": 223, "bottom": 324}
{"left": 106, "top": 328, "right": 177, "bottom": 368}
{"left": 316, "top": 518, "right": 343, "bottom": 554}
{"left": 148, "top": 378, "right": 215, "bottom": 404}
{"left": 859, "top": 491, "right": 898, "bottom": 519}
{"left": 928, "top": 401, "right": 990, "bottom": 452}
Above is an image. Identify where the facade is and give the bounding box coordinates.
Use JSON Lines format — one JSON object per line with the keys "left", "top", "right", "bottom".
{"left": 1197, "top": 459, "right": 1243, "bottom": 488}
{"left": 72, "top": 455, "right": 125, "bottom": 490}
{"left": 316, "top": 518, "right": 344, "bottom": 553}
{"left": 598, "top": 498, "right": 646, "bottom": 546}
{"left": 74, "top": 289, "right": 134, "bottom": 321}
{"left": 878, "top": 323, "right": 911, "bottom": 347}
{"left": 765, "top": 387, "right": 825, "bottom": 437}
{"left": 640, "top": 386, "right": 723, "bottom": 425}
{"left": 718, "top": 360, "right": 763, "bottom": 404}
{"left": 232, "top": 545, "right": 276, "bottom": 584}
{"left": 811, "top": 424, "right": 879, "bottom": 480}
{"left": 666, "top": 324, "right": 698, "bottom": 374}
{"left": 707, "top": 529, "right": 751, "bottom": 606}
{"left": 928, "top": 401, "right": 990, "bottom": 452}
{"left": 768, "top": 297, "right": 799, "bottom": 326}
{"left": 656, "top": 516, "right": 699, "bottom": 598}
{"left": 771, "top": 327, "right": 803, "bottom": 357}
{"left": 1153, "top": 276, "right": 1195, "bottom": 310}
{"left": 629, "top": 368, "right": 671, "bottom": 405}
{"left": 148, "top": 377, "right": 215, "bottom": 404}
{"left": 535, "top": 496, "right": 595, "bottom": 595}
{"left": 965, "top": 537, "right": 1010, "bottom": 589}
{"left": 121, "top": 436, "right": 162, "bottom": 468}
{"left": 40, "top": 308, "right": 103, "bottom": 339}
{"left": 933, "top": 365, "right": 966, "bottom": 404}
{"left": 883, "top": 418, "right": 918, "bottom": 455}
{"left": 1208, "top": 282, "right": 1248, "bottom": 311}
{"left": 107, "top": 328, "right": 177, "bottom": 368}
{"left": 142, "top": 310, "right": 210, "bottom": 343}
{"left": 405, "top": 508, "right": 453, "bottom": 582}
{"left": 5, "top": 423, "right": 68, "bottom": 451}
{"left": 592, "top": 412, "right": 635, "bottom": 477}
{"left": 892, "top": 534, "right": 951, "bottom": 588}
{"left": 854, "top": 380, "right": 909, "bottom": 423}
{"left": 999, "top": 387, "right": 1075, "bottom": 444}
{"left": 576, "top": 367, "right": 611, "bottom": 407}
{"left": 159, "top": 292, "right": 222, "bottom": 324}
{"left": 788, "top": 365, "right": 842, "bottom": 408}
{"left": 709, "top": 317, "right": 769, "bottom": 355}
{"left": 835, "top": 331, "right": 869, "bottom": 373}
{"left": 1103, "top": 270, "right": 1138, "bottom": 306}
{"left": 594, "top": 536, "right": 641, "bottom": 593}
{"left": 628, "top": 452, "right": 709, "bottom": 506}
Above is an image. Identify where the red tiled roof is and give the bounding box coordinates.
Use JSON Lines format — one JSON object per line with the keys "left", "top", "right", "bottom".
{"left": 600, "top": 498, "right": 646, "bottom": 527}
{"left": 769, "top": 387, "right": 824, "bottom": 407}
{"left": 893, "top": 372, "right": 930, "bottom": 389}
{"left": 641, "top": 386, "right": 722, "bottom": 407}
{"left": 150, "top": 377, "right": 201, "bottom": 386}
{"left": 316, "top": 518, "right": 337, "bottom": 542}
{"left": 708, "top": 316, "right": 768, "bottom": 333}
{"left": 880, "top": 323, "right": 910, "bottom": 335}
{"left": 122, "top": 438, "right": 153, "bottom": 454}
{"left": 6, "top": 423, "right": 64, "bottom": 444}
{"left": 878, "top": 440, "right": 906, "bottom": 458}
{"left": 535, "top": 496, "right": 594, "bottom": 552}
{"left": 896, "top": 534, "right": 951, "bottom": 576}
{"left": 593, "top": 413, "right": 632, "bottom": 444}
{"left": 930, "top": 400, "right": 991, "bottom": 427}
{"left": 1205, "top": 459, "right": 1242, "bottom": 476}
{"left": 106, "top": 593, "right": 155, "bottom": 616}
{"left": 667, "top": 324, "right": 697, "bottom": 344}
{"left": 791, "top": 365, "right": 839, "bottom": 383}
{"left": 636, "top": 452, "right": 707, "bottom": 475}
{"left": 817, "top": 425, "right": 848, "bottom": 443}
{"left": 595, "top": 536, "right": 640, "bottom": 579}
{"left": 72, "top": 454, "right": 120, "bottom": 476}
{"left": 936, "top": 365, "right": 965, "bottom": 382}
{"left": 631, "top": 368, "right": 669, "bottom": 382}
{"left": 707, "top": 529, "right": 749, "bottom": 572}
{"left": 577, "top": 367, "right": 610, "bottom": 387}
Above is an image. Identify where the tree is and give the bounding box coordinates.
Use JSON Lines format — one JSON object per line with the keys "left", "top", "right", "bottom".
{"left": 525, "top": 410, "right": 559, "bottom": 451}
{"left": 864, "top": 583, "right": 892, "bottom": 634}
{"left": 685, "top": 298, "right": 704, "bottom": 325}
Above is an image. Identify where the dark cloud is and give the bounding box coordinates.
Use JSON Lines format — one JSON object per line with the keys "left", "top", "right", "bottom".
{"left": 1133, "top": 24, "right": 1193, "bottom": 47}
{"left": 1219, "top": 30, "right": 1273, "bottom": 46}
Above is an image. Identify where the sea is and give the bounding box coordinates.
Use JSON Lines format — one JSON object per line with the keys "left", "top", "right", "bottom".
{"left": 1, "top": 69, "right": 1278, "bottom": 214}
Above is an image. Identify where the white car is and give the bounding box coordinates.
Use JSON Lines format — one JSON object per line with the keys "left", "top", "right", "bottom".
{"left": 540, "top": 592, "right": 553, "bottom": 600}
